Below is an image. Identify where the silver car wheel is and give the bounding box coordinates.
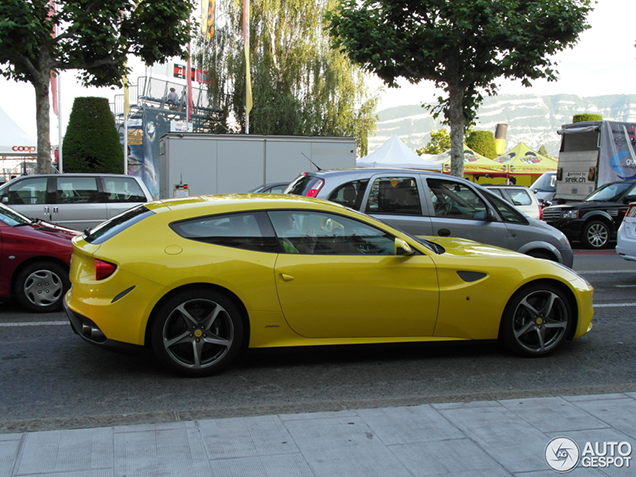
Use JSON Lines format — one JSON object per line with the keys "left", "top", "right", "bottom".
{"left": 584, "top": 221, "right": 609, "bottom": 249}
{"left": 23, "top": 269, "right": 65, "bottom": 307}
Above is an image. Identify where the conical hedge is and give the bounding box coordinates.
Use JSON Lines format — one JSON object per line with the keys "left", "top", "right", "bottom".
{"left": 62, "top": 97, "right": 124, "bottom": 173}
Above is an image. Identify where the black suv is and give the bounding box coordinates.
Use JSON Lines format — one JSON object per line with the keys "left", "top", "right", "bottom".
{"left": 542, "top": 179, "right": 636, "bottom": 248}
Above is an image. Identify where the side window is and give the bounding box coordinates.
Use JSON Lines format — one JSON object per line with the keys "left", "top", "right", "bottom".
{"left": 5, "top": 177, "right": 47, "bottom": 204}
{"left": 365, "top": 177, "right": 422, "bottom": 215}
{"left": 427, "top": 179, "right": 488, "bottom": 220}
{"left": 103, "top": 177, "right": 147, "bottom": 203}
{"left": 507, "top": 190, "right": 532, "bottom": 206}
{"left": 56, "top": 177, "right": 99, "bottom": 204}
{"left": 327, "top": 180, "right": 369, "bottom": 210}
{"left": 170, "top": 211, "right": 279, "bottom": 252}
{"left": 268, "top": 210, "right": 396, "bottom": 255}
{"left": 484, "top": 192, "right": 528, "bottom": 224}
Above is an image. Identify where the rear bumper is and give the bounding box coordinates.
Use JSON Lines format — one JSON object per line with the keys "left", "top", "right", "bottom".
{"left": 64, "top": 299, "right": 144, "bottom": 354}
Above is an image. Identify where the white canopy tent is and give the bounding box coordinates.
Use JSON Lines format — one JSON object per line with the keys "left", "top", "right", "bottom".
{"left": 0, "top": 106, "right": 36, "bottom": 156}
{"left": 357, "top": 135, "right": 441, "bottom": 171}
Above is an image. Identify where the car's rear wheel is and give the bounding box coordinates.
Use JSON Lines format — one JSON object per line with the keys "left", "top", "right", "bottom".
{"left": 151, "top": 289, "right": 243, "bottom": 377}
{"left": 582, "top": 220, "right": 610, "bottom": 248}
{"left": 14, "top": 261, "right": 69, "bottom": 313}
{"left": 500, "top": 283, "right": 573, "bottom": 356}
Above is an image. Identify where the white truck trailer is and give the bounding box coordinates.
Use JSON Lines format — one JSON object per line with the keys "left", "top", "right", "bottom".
{"left": 555, "top": 121, "right": 636, "bottom": 201}
{"left": 158, "top": 134, "right": 357, "bottom": 199}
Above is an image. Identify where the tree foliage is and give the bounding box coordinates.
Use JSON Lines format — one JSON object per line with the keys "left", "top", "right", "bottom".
{"left": 0, "top": 0, "right": 194, "bottom": 172}
{"left": 417, "top": 129, "right": 450, "bottom": 155}
{"left": 466, "top": 130, "right": 497, "bottom": 159}
{"left": 573, "top": 113, "right": 602, "bottom": 123}
{"left": 63, "top": 97, "right": 123, "bottom": 173}
{"left": 327, "top": 0, "right": 593, "bottom": 176}
{"left": 200, "top": 0, "right": 378, "bottom": 156}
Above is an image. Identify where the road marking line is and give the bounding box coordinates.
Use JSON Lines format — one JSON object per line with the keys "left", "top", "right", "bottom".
{"left": 594, "top": 303, "right": 636, "bottom": 308}
{"left": 614, "top": 284, "right": 636, "bottom": 288}
{"left": 0, "top": 321, "right": 68, "bottom": 327}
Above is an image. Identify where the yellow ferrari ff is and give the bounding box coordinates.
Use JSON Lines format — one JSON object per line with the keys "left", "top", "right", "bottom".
{"left": 64, "top": 195, "right": 593, "bottom": 377}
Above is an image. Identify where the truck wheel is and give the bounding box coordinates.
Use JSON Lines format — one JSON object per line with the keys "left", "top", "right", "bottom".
{"left": 582, "top": 220, "right": 610, "bottom": 249}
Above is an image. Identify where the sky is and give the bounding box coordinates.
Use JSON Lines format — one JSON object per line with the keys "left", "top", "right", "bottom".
{"left": 1, "top": 0, "right": 635, "bottom": 143}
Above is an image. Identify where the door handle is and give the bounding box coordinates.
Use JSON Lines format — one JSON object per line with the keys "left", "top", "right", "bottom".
{"left": 437, "top": 228, "right": 451, "bottom": 237}
{"left": 280, "top": 273, "right": 295, "bottom": 282}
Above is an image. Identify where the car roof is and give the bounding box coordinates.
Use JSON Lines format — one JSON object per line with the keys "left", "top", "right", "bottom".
{"left": 148, "top": 193, "right": 348, "bottom": 214}
{"left": 300, "top": 168, "right": 450, "bottom": 179}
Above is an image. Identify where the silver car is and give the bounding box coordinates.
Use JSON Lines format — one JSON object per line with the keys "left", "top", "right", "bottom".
{"left": 285, "top": 169, "right": 573, "bottom": 267}
{"left": 0, "top": 173, "right": 153, "bottom": 231}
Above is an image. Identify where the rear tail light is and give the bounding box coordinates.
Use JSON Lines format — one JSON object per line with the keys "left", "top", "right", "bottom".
{"left": 306, "top": 178, "right": 324, "bottom": 198}
{"left": 539, "top": 205, "right": 543, "bottom": 221}
{"left": 626, "top": 204, "right": 636, "bottom": 218}
{"left": 95, "top": 259, "right": 117, "bottom": 280}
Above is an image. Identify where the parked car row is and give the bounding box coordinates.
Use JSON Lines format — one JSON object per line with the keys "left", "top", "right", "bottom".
{"left": 284, "top": 169, "right": 573, "bottom": 266}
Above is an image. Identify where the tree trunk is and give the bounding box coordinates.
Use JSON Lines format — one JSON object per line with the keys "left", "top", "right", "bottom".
{"left": 446, "top": 54, "right": 465, "bottom": 178}
{"left": 34, "top": 70, "right": 51, "bottom": 174}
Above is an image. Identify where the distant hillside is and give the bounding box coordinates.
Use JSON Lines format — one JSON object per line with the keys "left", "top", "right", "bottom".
{"left": 369, "top": 94, "right": 636, "bottom": 156}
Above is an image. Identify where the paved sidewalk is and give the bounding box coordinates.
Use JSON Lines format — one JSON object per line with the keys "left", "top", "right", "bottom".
{"left": 2, "top": 393, "right": 635, "bottom": 476}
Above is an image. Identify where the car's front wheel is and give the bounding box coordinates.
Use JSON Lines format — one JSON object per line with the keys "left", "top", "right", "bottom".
{"left": 500, "top": 283, "right": 573, "bottom": 356}
{"left": 14, "top": 261, "right": 69, "bottom": 313}
{"left": 151, "top": 289, "right": 244, "bottom": 377}
{"left": 582, "top": 220, "right": 610, "bottom": 248}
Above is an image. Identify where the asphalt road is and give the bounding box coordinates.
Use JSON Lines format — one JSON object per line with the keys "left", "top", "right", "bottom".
{"left": 1, "top": 250, "right": 634, "bottom": 433}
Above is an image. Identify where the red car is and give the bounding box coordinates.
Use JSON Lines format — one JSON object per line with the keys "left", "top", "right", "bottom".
{"left": 0, "top": 203, "right": 77, "bottom": 312}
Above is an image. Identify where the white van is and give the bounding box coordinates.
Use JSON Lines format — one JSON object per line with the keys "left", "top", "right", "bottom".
{"left": 0, "top": 174, "right": 153, "bottom": 231}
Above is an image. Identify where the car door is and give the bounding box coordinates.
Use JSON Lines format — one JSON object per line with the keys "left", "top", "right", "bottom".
{"left": 423, "top": 177, "right": 511, "bottom": 249}
{"left": 361, "top": 174, "right": 435, "bottom": 235}
{"left": 270, "top": 210, "right": 439, "bottom": 339}
{"left": 0, "top": 176, "right": 51, "bottom": 221}
{"left": 52, "top": 176, "right": 107, "bottom": 230}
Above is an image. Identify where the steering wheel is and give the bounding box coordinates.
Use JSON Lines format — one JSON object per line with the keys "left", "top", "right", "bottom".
{"left": 435, "top": 201, "right": 452, "bottom": 216}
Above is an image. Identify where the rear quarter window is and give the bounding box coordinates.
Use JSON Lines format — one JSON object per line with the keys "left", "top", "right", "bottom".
{"left": 84, "top": 205, "right": 154, "bottom": 244}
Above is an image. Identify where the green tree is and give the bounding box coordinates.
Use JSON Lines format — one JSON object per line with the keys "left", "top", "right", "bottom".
{"left": 417, "top": 129, "right": 450, "bottom": 155}
{"left": 0, "top": 0, "right": 194, "bottom": 173}
{"left": 63, "top": 97, "right": 123, "bottom": 173}
{"left": 327, "top": 0, "right": 592, "bottom": 177}
{"left": 201, "top": 0, "right": 378, "bottom": 156}
{"left": 466, "top": 130, "right": 497, "bottom": 159}
{"left": 573, "top": 113, "right": 602, "bottom": 123}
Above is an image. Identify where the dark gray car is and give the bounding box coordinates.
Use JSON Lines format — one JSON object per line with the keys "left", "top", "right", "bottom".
{"left": 285, "top": 169, "right": 573, "bottom": 267}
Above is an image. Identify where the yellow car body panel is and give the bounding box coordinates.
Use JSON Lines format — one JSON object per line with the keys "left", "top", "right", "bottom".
{"left": 65, "top": 194, "right": 593, "bottom": 357}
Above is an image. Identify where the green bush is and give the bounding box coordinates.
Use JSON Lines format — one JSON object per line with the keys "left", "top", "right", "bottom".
{"left": 573, "top": 113, "right": 602, "bottom": 123}
{"left": 466, "top": 130, "right": 497, "bottom": 159}
{"left": 63, "top": 97, "right": 124, "bottom": 173}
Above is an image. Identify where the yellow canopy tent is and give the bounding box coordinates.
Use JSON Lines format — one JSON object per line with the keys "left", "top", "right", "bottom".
{"left": 494, "top": 142, "right": 557, "bottom": 186}
{"left": 430, "top": 146, "right": 508, "bottom": 181}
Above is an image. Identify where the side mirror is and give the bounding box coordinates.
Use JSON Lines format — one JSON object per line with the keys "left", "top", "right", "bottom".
{"left": 395, "top": 238, "right": 414, "bottom": 256}
{"left": 1, "top": 196, "right": 8, "bottom": 204}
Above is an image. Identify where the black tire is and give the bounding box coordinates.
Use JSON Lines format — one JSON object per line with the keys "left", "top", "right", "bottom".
{"left": 500, "top": 283, "right": 573, "bottom": 357}
{"left": 151, "top": 288, "right": 244, "bottom": 377}
{"left": 14, "top": 261, "right": 69, "bottom": 313}
{"left": 582, "top": 220, "right": 610, "bottom": 249}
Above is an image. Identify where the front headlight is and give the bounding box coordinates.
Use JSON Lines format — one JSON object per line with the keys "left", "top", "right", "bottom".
{"left": 562, "top": 210, "right": 579, "bottom": 219}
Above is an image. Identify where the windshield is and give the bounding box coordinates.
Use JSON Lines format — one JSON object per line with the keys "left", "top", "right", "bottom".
{"left": 585, "top": 182, "right": 632, "bottom": 202}
{"left": 530, "top": 172, "right": 556, "bottom": 192}
{"left": 0, "top": 203, "right": 33, "bottom": 226}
